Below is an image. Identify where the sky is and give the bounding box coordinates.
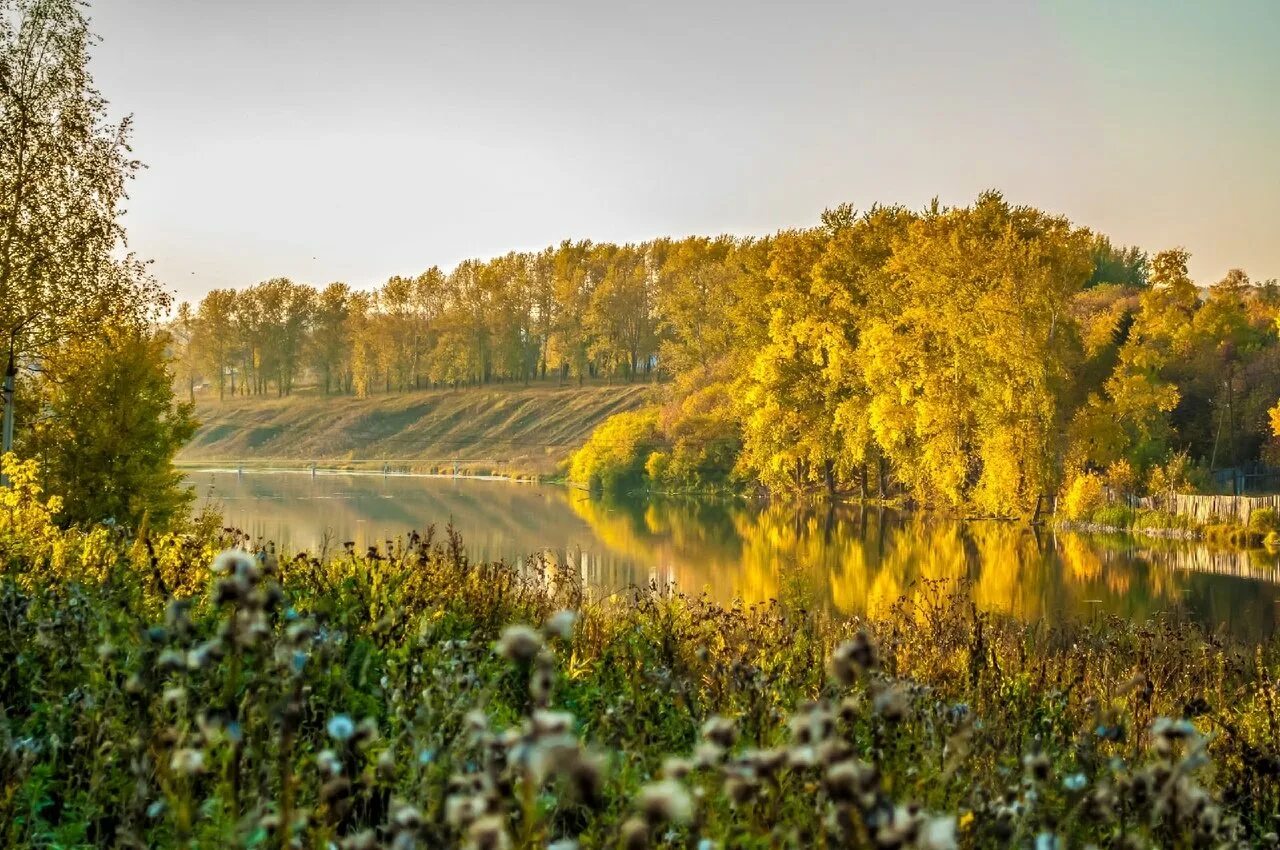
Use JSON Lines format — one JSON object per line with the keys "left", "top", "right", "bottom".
{"left": 88, "top": 0, "right": 1280, "bottom": 305}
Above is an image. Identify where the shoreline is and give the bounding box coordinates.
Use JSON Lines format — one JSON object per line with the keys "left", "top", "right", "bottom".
{"left": 177, "top": 462, "right": 543, "bottom": 484}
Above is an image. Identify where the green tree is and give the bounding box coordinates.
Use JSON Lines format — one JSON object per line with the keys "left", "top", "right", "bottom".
{"left": 1, "top": 0, "right": 167, "bottom": 447}
{"left": 21, "top": 323, "right": 197, "bottom": 528}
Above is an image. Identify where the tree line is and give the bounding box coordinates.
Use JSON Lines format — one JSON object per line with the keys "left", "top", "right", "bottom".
{"left": 567, "top": 193, "right": 1280, "bottom": 514}
{"left": 173, "top": 241, "right": 683, "bottom": 400}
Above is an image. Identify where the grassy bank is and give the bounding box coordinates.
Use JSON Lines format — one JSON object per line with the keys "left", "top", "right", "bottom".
{"left": 178, "top": 383, "right": 654, "bottom": 477}
{"left": 1056, "top": 503, "right": 1280, "bottom": 550}
{"left": 2, "top": 491, "right": 1279, "bottom": 847}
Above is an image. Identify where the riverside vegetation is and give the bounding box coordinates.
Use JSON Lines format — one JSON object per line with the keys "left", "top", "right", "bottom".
{"left": 176, "top": 201, "right": 1280, "bottom": 519}
{"left": 3, "top": 457, "right": 1280, "bottom": 849}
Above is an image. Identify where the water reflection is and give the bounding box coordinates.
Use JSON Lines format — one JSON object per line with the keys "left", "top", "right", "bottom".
{"left": 188, "top": 471, "right": 1280, "bottom": 640}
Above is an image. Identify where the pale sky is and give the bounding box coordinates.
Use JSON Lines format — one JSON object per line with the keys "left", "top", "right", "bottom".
{"left": 88, "top": 0, "right": 1280, "bottom": 305}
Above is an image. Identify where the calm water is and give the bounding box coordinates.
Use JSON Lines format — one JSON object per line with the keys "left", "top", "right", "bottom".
{"left": 186, "top": 470, "right": 1280, "bottom": 640}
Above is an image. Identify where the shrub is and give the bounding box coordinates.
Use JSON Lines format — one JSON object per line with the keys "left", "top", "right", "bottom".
{"left": 1091, "top": 503, "right": 1134, "bottom": 529}
{"left": 1061, "top": 471, "right": 1105, "bottom": 521}
{"left": 0, "top": 529, "right": 1277, "bottom": 848}
{"left": 568, "top": 407, "right": 661, "bottom": 491}
{"left": 1249, "top": 507, "right": 1280, "bottom": 535}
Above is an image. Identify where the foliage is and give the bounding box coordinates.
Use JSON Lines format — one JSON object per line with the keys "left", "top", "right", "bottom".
{"left": 19, "top": 324, "right": 197, "bottom": 528}
{"left": 176, "top": 190, "right": 1280, "bottom": 514}
{"left": 567, "top": 408, "right": 661, "bottom": 491}
{"left": 1061, "top": 471, "right": 1106, "bottom": 521}
{"left": 0, "top": 0, "right": 167, "bottom": 377}
{"left": 1248, "top": 507, "right": 1280, "bottom": 535}
{"left": 0, "top": 518, "right": 1278, "bottom": 848}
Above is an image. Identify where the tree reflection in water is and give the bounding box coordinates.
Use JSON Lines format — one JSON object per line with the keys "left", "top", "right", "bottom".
{"left": 193, "top": 471, "right": 1279, "bottom": 641}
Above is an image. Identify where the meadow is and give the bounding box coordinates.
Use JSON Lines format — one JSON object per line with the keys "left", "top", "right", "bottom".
{"left": 2, "top": 461, "right": 1279, "bottom": 849}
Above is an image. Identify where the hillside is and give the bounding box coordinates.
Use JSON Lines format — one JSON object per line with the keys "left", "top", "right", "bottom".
{"left": 177, "top": 383, "right": 654, "bottom": 475}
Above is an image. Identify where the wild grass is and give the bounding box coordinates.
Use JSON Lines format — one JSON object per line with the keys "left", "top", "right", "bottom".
{"left": 1, "top": 519, "right": 1279, "bottom": 848}
{"left": 179, "top": 384, "right": 654, "bottom": 477}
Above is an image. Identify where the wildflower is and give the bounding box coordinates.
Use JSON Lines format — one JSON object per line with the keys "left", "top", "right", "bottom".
{"left": 186, "top": 639, "right": 223, "bottom": 670}
{"left": 465, "top": 709, "right": 490, "bottom": 737}
{"left": 1062, "top": 772, "right": 1088, "bottom": 791}
{"left": 787, "top": 745, "right": 817, "bottom": 769}
{"left": 547, "top": 841, "right": 579, "bottom": 850}
{"left": 161, "top": 686, "right": 186, "bottom": 706}
{"left": 828, "top": 630, "right": 879, "bottom": 684}
{"left": 327, "top": 714, "right": 356, "bottom": 742}
{"left": 693, "top": 741, "right": 725, "bottom": 769}
{"left": 446, "top": 793, "right": 485, "bottom": 828}
{"left": 837, "top": 695, "right": 863, "bottom": 722}
{"left": 621, "top": 817, "right": 650, "bottom": 850}
{"left": 790, "top": 700, "right": 836, "bottom": 745}
{"left": 320, "top": 776, "right": 352, "bottom": 804}
{"left": 636, "top": 778, "right": 694, "bottom": 826}
{"left": 531, "top": 710, "right": 575, "bottom": 737}
{"left": 1034, "top": 833, "right": 1061, "bottom": 850}
{"left": 376, "top": 749, "right": 397, "bottom": 781}
{"left": 1023, "top": 752, "right": 1052, "bottom": 782}
{"left": 873, "top": 805, "right": 922, "bottom": 848}
{"left": 169, "top": 748, "right": 205, "bottom": 776}
{"left": 1151, "top": 716, "right": 1199, "bottom": 755}
{"left": 723, "top": 765, "right": 759, "bottom": 806}
{"left": 816, "top": 738, "right": 853, "bottom": 766}
{"left": 919, "top": 815, "right": 957, "bottom": 850}
{"left": 285, "top": 619, "right": 316, "bottom": 644}
{"left": 742, "top": 747, "right": 787, "bottom": 778}
{"left": 316, "top": 748, "right": 342, "bottom": 776}
{"left": 96, "top": 641, "right": 116, "bottom": 661}
{"left": 354, "top": 716, "right": 379, "bottom": 745}
{"left": 156, "top": 648, "right": 186, "bottom": 673}
{"left": 824, "top": 758, "right": 877, "bottom": 804}
{"left": 527, "top": 734, "right": 580, "bottom": 784}
{"left": 165, "top": 599, "right": 193, "bottom": 634}
{"left": 700, "top": 715, "right": 738, "bottom": 749}
{"left": 466, "top": 814, "right": 511, "bottom": 850}
{"left": 530, "top": 665, "right": 555, "bottom": 706}
{"left": 211, "top": 548, "right": 254, "bottom": 576}
{"left": 340, "top": 831, "right": 378, "bottom": 850}
{"left": 545, "top": 609, "right": 577, "bottom": 639}
{"left": 212, "top": 578, "right": 244, "bottom": 605}
{"left": 661, "top": 756, "right": 693, "bottom": 780}
{"left": 495, "top": 625, "right": 543, "bottom": 662}
{"left": 872, "top": 683, "right": 909, "bottom": 723}
{"left": 568, "top": 749, "right": 606, "bottom": 807}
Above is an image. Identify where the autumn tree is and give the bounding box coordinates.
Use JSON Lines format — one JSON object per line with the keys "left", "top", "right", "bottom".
{"left": 21, "top": 322, "right": 197, "bottom": 528}
{"left": 1, "top": 0, "right": 167, "bottom": 450}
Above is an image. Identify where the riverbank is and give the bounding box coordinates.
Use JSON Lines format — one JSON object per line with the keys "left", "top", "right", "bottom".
{"left": 178, "top": 383, "right": 654, "bottom": 477}
{"left": 1055, "top": 502, "right": 1280, "bottom": 549}
{"left": 2, "top": 509, "right": 1279, "bottom": 847}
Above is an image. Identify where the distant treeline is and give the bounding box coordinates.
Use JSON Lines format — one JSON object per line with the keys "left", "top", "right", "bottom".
{"left": 173, "top": 192, "right": 1280, "bottom": 514}
{"left": 173, "top": 240, "right": 691, "bottom": 398}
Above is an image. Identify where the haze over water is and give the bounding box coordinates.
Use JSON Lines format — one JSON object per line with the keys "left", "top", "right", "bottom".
{"left": 189, "top": 470, "right": 1280, "bottom": 641}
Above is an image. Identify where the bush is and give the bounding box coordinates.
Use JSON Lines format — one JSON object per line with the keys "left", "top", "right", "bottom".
{"left": 1061, "top": 471, "right": 1105, "bottom": 521}
{"left": 1091, "top": 503, "right": 1134, "bottom": 529}
{"left": 1249, "top": 507, "right": 1280, "bottom": 535}
{"left": 568, "top": 407, "right": 661, "bottom": 491}
{"left": 1132, "top": 509, "right": 1195, "bottom": 531}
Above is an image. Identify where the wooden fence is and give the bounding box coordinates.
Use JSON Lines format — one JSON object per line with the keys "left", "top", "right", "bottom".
{"left": 1135, "top": 492, "right": 1280, "bottom": 526}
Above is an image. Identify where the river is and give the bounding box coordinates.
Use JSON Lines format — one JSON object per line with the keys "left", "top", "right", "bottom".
{"left": 185, "top": 469, "right": 1280, "bottom": 640}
